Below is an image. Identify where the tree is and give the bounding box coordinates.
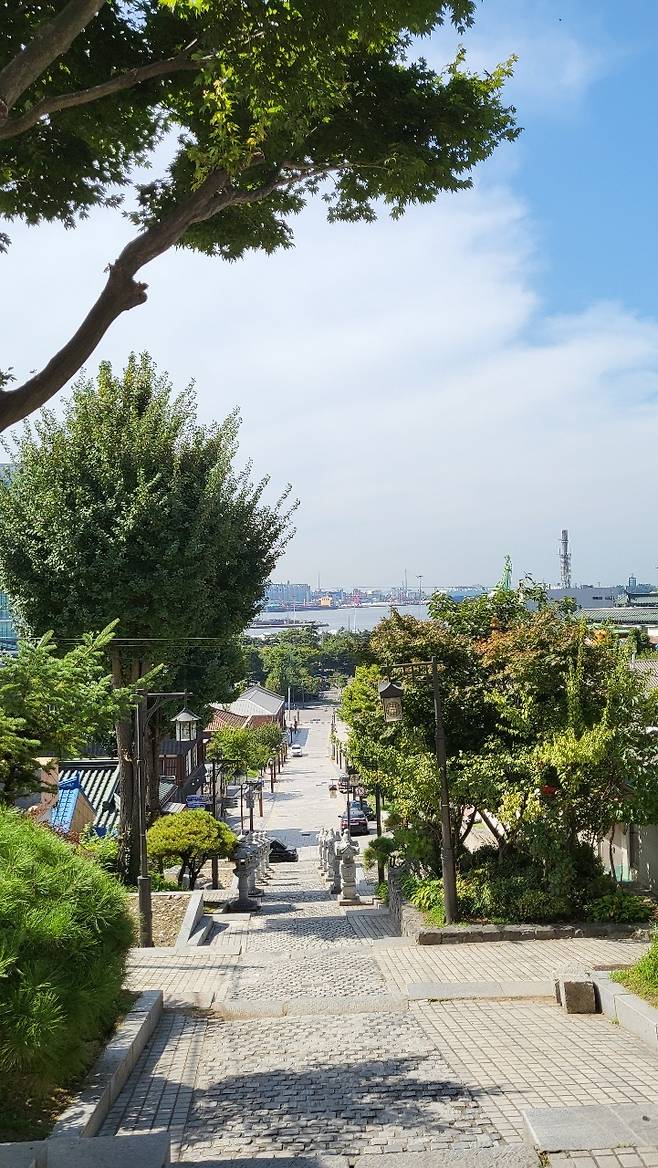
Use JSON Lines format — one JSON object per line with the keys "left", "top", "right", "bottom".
{"left": 207, "top": 724, "right": 271, "bottom": 776}
{"left": 147, "top": 809, "right": 236, "bottom": 888}
{"left": 340, "top": 592, "right": 658, "bottom": 919}
{"left": 0, "top": 1, "right": 518, "bottom": 427}
{"left": 261, "top": 627, "right": 322, "bottom": 701}
{"left": 0, "top": 354, "right": 292, "bottom": 879}
{"left": 0, "top": 624, "right": 133, "bottom": 804}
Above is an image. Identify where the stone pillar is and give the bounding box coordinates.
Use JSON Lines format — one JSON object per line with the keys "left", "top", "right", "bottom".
{"left": 318, "top": 828, "right": 326, "bottom": 873}
{"left": 246, "top": 832, "right": 264, "bottom": 896}
{"left": 329, "top": 831, "right": 342, "bottom": 895}
{"left": 336, "top": 829, "right": 361, "bottom": 905}
{"left": 227, "top": 837, "right": 261, "bottom": 912}
{"left": 325, "top": 833, "right": 336, "bottom": 887}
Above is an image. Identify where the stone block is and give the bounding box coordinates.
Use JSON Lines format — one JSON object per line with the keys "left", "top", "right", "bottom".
{"left": 0, "top": 1143, "right": 47, "bottom": 1168}
{"left": 611, "top": 1102, "right": 658, "bottom": 1142}
{"left": 553, "top": 963, "right": 596, "bottom": 1013}
{"left": 46, "top": 1133, "right": 171, "bottom": 1168}
{"left": 524, "top": 1104, "right": 638, "bottom": 1150}
{"left": 559, "top": 976, "right": 596, "bottom": 1013}
{"left": 353, "top": 1149, "right": 539, "bottom": 1167}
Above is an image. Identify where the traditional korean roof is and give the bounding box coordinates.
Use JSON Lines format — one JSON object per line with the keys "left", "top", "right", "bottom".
{"left": 584, "top": 608, "right": 658, "bottom": 626}
{"left": 229, "top": 684, "right": 284, "bottom": 718}
{"left": 205, "top": 707, "right": 249, "bottom": 734}
{"left": 59, "top": 759, "right": 121, "bottom": 832}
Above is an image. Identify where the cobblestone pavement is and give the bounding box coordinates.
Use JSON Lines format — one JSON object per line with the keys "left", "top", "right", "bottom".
{"left": 180, "top": 1010, "right": 499, "bottom": 1162}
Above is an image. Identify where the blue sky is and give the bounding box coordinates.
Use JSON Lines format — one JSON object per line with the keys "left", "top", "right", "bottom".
{"left": 2, "top": 1, "right": 658, "bottom": 590}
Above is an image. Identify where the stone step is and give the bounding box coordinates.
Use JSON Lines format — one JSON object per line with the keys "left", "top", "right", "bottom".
{"left": 178, "top": 1149, "right": 539, "bottom": 1168}
{"left": 407, "top": 979, "right": 554, "bottom": 1001}
{"left": 211, "top": 992, "right": 409, "bottom": 1019}
{"left": 524, "top": 1102, "right": 658, "bottom": 1151}
{"left": 0, "top": 1133, "right": 170, "bottom": 1168}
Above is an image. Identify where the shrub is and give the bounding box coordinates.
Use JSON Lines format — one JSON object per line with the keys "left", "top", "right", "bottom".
{"left": 363, "top": 835, "right": 397, "bottom": 871}
{"left": 147, "top": 810, "right": 237, "bottom": 889}
{"left": 400, "top": 873, "right": 445, "bottom": 923}
{"left": 375, "top": 881, "right": 389, "bottom": 904}
{"left": 584, "top": 891, "right": 653, "bottom": 923}
{"left": 0, "top": 809, "right": 134, "bottom": 1092}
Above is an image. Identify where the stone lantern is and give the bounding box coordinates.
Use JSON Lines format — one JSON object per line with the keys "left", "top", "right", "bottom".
{"left": 336, "top": 829, "right": 361, "bottom": 905}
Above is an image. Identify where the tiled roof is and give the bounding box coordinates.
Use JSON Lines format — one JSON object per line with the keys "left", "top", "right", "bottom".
{"left": 50, "top": 775, "right": 95, "bottom": 833}
{"left": 229, "top": 684, "right": 284, "bottom": 718}
{"left": 630, "top": 658, "right": 658, "bottom": 690}
{"left": 59, "top": 760, "right": 120, "bottom": 832}
{"left": 205, "top": 707, "right": 248, "bottom": 733}
{"left": 584, "top": 608, "right": 658, "bottom": 625}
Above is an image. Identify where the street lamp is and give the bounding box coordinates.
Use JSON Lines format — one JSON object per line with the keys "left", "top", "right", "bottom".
{"left": 378, "top": 659, "right": 458, "bottom": 924}
{"left": 378, "top": 679, "right": 404, "bottom": 724}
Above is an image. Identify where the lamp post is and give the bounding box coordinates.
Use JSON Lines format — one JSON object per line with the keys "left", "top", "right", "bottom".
{"left": 135, "top": 689, "right": 187, "bottom": 947}
{"left": 378, "top": 660, "right": 458, "bottom": 923}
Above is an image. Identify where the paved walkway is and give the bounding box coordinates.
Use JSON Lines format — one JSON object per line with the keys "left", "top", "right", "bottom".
{"left": 106, "top": 701, "right": 658, "bottom": 1167}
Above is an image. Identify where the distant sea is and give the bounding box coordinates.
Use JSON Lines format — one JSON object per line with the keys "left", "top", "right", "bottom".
{"left": 246, "top": 602, "right": 430, "bottom": 638}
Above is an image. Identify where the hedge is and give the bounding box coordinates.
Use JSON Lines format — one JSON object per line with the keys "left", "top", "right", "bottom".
{"left": 0, "top": 810, "right": 134, "bottom": 1092}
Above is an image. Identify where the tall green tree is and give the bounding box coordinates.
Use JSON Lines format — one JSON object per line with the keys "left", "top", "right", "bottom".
{"left": 0, "top": 354, "right": 291, "bottom": 878}
{"left": 0, "top": 0, "right": 518, "bottom": 427}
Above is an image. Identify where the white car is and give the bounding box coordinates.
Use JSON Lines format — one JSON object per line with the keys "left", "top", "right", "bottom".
{"left": 291, "top": 743, "right": 303, "bottom": 757}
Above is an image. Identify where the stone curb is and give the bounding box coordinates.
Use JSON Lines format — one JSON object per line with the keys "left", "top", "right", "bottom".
{"left": 175, "top": 890, "right": 206, "bottom": 949}
{"left": 593, "top": 971, "right": 658, "bottom": 1050}
{"left": 50, "top": 990, "right": 163, "bottom": 1139}
{"left": 407, "top": 979, "right": 554, "bottom": 1001}
{"left": 416, "top": 922, "right": 652, "bottom": 945}
{"left": 524, "top": 1101, "right": 658, "bottom": 1151}
{"left": 210, "top": 994, "right": 409, "bottom": 1020}
{"left": 0, "top": 1133, "right": 171, "bottom": 1168}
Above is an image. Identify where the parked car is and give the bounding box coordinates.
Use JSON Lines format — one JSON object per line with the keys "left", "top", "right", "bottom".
{"left": 269, "top": 839, "right": 299, "bottom": 862}
{"left": 339, "top": 809, "right": 369, "bottom": 836}
{"left": 291, "top": 743, "right": 303, "bottom": 757}
{"left": 350, "top": 798, "right": 375, "bottom": 821}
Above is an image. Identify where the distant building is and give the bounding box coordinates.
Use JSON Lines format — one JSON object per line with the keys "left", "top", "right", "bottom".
{"left": 546, "top": 584, "right": 624, "bottom": 609}
{"left": 265, "top": 581, "right": 312, "bottom": 608}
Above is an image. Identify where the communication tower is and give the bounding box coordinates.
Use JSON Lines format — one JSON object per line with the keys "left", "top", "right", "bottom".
{"left": 559, "top": 529, "right": 572, "bottom": 589}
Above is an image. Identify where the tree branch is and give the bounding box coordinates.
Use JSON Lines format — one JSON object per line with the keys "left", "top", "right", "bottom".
{"left": 0, "top": 0, "right": 106, "bottom": 124}
{"left": 0, "top": 50, "right": 203, "bottom": 142}
{"left": 0, "top": 167, "right": 231, "bottom": 430}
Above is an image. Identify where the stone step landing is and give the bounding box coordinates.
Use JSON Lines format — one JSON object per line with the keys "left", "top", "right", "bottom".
{"left": 178, "top": 1150, "right": 539, "bottom": 1168}
{"left": 524, "top": 1102, "right": 658, "bottom": 1151}
{"left": 0, "top": 1132, "right": 169, "bottom": 1168}
{"left": 407, "top": 979, "right": 554, "bottom": 1001}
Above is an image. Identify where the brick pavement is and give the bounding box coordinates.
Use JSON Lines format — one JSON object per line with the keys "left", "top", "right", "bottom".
{"left": 415, "top": 999, "right": 658, "bottom": 1144}
{"left": 374, "top": 936, "right": 649, "bottom": 993}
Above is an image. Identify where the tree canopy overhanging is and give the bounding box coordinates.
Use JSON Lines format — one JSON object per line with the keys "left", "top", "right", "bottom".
{"left": 0, "top": 0, "right": 518, "bottom": 428}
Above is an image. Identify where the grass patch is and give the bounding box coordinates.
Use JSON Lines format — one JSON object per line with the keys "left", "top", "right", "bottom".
{"left": 611, "top": 930, "right": 658, "bottom": 1008}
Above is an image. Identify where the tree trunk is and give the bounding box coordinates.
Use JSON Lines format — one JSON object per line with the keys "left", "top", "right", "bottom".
{"left": 113, "top": 650, "right": 149, "bottom": 884}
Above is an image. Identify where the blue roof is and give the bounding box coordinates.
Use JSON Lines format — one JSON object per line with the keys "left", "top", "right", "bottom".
{"left": 50, "top": 774, "right": 83, "bottom": 832}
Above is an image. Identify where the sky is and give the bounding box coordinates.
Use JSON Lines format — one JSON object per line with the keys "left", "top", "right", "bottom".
{"left": 3, "top": 0, "right": 658, "bottom": 592}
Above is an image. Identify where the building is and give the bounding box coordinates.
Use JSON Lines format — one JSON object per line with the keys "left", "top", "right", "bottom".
{"left": 229, "top": 684, "right": 285, "bottom": 725}
{"left": 545, "top": 584, "right": 624, "bottom": 609}
{"left": 265, "top": 582, "right": 312, "bottom": 609}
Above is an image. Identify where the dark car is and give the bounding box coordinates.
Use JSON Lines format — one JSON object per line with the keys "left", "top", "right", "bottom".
{"left": 339, "top": 809, "right": 369, "bottom": 836}
{"left": 269, "top": 839, "right": 299, "bottom": 863}
{"left": 351, "top": 798, "right": 375, "bottom": 821}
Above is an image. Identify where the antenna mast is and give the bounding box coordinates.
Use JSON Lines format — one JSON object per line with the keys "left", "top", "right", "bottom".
{"left": 559, "top": 529, "right": 572, "bottom": 589}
